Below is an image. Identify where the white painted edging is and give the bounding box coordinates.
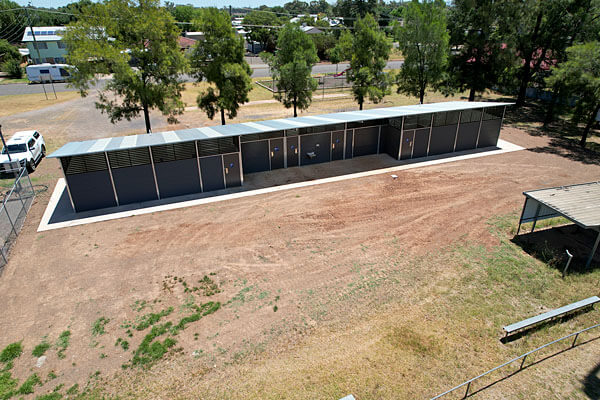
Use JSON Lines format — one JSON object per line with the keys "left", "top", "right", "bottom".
{"left": 38, "top": 139, "right": 523, "bottom": 232}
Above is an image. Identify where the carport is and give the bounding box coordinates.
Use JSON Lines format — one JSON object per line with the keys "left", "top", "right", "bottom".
{"left": 517, "top": 181, "right": 600, "bottom": 267}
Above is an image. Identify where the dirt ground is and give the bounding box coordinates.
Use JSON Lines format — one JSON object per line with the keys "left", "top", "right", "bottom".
{"left": 0, "top": 104, "right": 599, "bottom": 398}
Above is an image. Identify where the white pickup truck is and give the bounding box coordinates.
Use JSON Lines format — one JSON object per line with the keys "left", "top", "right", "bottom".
{"left": 0, "top": 130, "right": 46, "bottom": 175}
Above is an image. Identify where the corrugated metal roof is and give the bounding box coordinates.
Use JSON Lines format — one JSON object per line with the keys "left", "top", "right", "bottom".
{"left": 524, "top": 181, "right": 600, "bottom": 229}
{"left": 22, "top": 26, "right": 65, "bottom": 42}
{"left": 48, "top": 101, "right": 512, "bottom": 159}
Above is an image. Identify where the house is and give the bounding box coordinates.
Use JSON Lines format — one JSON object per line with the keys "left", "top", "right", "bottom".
{"left": 177, "top": 36, "right": 196, "bottom": 53}
{"left": 300, "top": 26, "right": 324, "bottom": 35}
{"left": 21, "top": 26, "right": 67, "bottom": 64}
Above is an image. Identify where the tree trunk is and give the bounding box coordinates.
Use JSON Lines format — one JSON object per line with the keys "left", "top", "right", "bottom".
{"left": 468, "top": 87, "right": 476, "bottom": 102}
{"left": 143, "top": 103, "right": 151, "bottom": 133}
{"left": 293, "top": 95, "right": 297, "bottom": 117}
{"left": 543, "top": 85, "right": 561, "bottom": 127}
{"left": 580, "top": 104, "right": 600, "bottom": 147}
{"left": 221, "top": 108, "right": 226, "bottom": 125}
{"left": 419, "top": 88, "right": 424, "bottom": 104}
{"left": 359, "top": 99, "right": 363, "bottom": 110}
{"left": 516, "top": 10, "right": 543, "bottom": 107}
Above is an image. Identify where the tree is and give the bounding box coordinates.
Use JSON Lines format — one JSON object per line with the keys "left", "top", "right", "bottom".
{"left": 395, "top": 0, "right": 449, "bottom": 104}
{"left": 64, "top": 0, "right": 188, "bottom": 134}
{"left": 335, "top": 0, "right": 378, "bottom": 24}
{"left": 0, "top": 0, "right": 26, "bottom": 43}
{"left": 263, "top": 24, "right": 319, "bottom": 117}
{"left": 331, "top": 14, "right": 390, "bottom": 110}
{"left": 446, "top": 0, "right": 511, "bottom": 101}
{"left": 243, "top": 10, "right": 283, "bottom": 53}
{"left": 308, "top": 0, "right": 333, "bottom": 15}
{"left": 0, "top": 39, "right": 20, "bottom": 63}
{"left": 284, "top": 0, "right": 309, "bottom": 15}
{"left": 190, "top": 8, "right": 252, "bottom": 125}
{"left": 168, "top": 4, "right": 198, "bottom": 23}
{"left": 546, "top": 42, "right": 600, "bottom": 147}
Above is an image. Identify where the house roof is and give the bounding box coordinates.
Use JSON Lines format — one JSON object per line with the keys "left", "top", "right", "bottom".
{"left": 22, "top": 26, "right": 65, "bottom": 42}
{"left": 178, "top": 36, "right": 196, "bottom": 48}
{"left": 48, "top": 101, "right": 512, "bottom": 159}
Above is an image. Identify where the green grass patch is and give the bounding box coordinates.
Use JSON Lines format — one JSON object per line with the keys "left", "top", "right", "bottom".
{"left": 56, "top": 331, "right": 71, "bottom": 359}
{"left": 115, "top": 338, "right": 129, "bottom": 351}
{"left": 66, "top": 383, "right": 78, "bottom": 395}
{"left": 0, "top": 371, "right": 18, "bottom": 400}
{"left": 17, "top": 373, "right": 41, "bottom": 395}
{"left": 133, "top": 307, "right": 174, "bottom": 331}
{"left": 0, "top": 343, "right": 22, "bottom": 363}
{"left": 35, "top": 393, "right": 62, "bottom": 400}
{"left": 130, "top": 323, "right": 177, "bottom": 367}
{"left": 91, "top": 317, "right": 110, "bottom": 336}
{"left": 172, "top": 302, "right": 221, "bottom": 333}
{"left": 32, "top": 340, "right": 51, "bottom": 357}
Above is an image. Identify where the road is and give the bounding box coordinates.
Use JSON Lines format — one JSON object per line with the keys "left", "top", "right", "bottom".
{"left": 0, "top": 60, "right": 403, "bottom": 96}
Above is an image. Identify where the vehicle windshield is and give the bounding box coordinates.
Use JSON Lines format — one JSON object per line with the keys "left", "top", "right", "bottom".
{"left": 2, "top": 144, "right": 27, "bottom": 154}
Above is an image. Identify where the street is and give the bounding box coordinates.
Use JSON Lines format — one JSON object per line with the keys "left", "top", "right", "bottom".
{"left": 0, "top": 60, "right": 403, "bottom": 96}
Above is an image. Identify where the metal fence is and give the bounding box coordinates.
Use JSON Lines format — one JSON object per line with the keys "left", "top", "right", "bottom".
{"left": 431, "top": 323, "right": 600, "bottom": 399}
{"left": 256, "top": 74, "right": 353, "bottom": 93}
{"left": 0, "top": 166, "right": 35, "bottom": 270}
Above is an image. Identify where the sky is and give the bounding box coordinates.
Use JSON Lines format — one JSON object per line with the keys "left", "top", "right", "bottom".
{"left": 14, "top": 0, "right": 335, "bottom": 10}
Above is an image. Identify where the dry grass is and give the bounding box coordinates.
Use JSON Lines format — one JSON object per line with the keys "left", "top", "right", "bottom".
{"left": 0, "top": 91, "right": 80, "bottom": 117}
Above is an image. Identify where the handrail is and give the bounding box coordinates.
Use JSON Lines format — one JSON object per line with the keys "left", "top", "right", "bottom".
{"left": 431, "top": 323, "right": 600, "bottom": 399}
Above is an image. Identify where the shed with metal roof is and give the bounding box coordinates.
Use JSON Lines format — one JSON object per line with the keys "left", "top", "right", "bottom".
{"left": 517, "top": 181, "right": 600, "bottom": 267}
{"left": 49, "top": 101, "right": 511, "bottom": 213}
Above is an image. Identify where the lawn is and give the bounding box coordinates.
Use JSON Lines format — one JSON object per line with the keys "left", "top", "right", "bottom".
{"left": 0, "top": 91, "right": 80, "bottom": 117}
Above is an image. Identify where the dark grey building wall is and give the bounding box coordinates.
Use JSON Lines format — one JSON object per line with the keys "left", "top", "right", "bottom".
{"left": 331, "top": 131, "right": 344, "bottom": 161}
{"left": 353, "top": 127, "right": 379, "bottom": 157}
{"left": 66, "top": 171, "right": 116, "bottom": 212}
{"left": 112, "top": 165, "right": 158, "bottom": 205}
{"left": 478, "top": 119, "right": 502, "bottom": 148}
{"left": 200, "top": 155, "right": 225, "bottom": 192}
{"left": 345, "top": 130, "right": 353, "bottom": 159}
{"left": 380, "top": 125, "right": 401, "bottom": 158}
{"left": 455, "top": 121, "right": 480, "bottom": 151}
{"left": 300, "top": 132, "right": 331, "bottom": 165}
{"left": 400, "top": 130, "right": 414, "bottom": 160}
{"left": 223, "top": 153, "right": 242, "bottom": 188}
{"left": 241, "top": 141, "right": 270, "bottom": 173}
{"left": 413, "top": 128, "right": 430, "bottom": 158}
{"left": 154, "top": 159, "right": 201, "bottom": 198}
{"left": 428, "top": 125, "right": 457, "bottom": 156}
{"left": 287, "top": 136, "right": 299, "bottom": 167}
{"left": 270, "top": 138, "right": 285, "bottom": 169}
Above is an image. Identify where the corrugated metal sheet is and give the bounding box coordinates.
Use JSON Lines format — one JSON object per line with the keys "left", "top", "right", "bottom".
{"left": 49, "top": 101, "right": 512, "bottom": 159}
{"left": 524, "top": 181, "right": 600, "bottom": 229}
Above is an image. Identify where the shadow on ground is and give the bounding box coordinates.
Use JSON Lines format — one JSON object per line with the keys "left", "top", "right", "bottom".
{"left": 511, "top": 225, "right": 600, "bottom": 274}
{"left": 502, "top": 99, "right": 600, "bottom": 165}
{"left": 583, "top": 361, "right": 600, "bottom": 399}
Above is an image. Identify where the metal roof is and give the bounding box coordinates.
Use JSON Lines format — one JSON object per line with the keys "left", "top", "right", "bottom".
{"left": 524, "top": 181, "right": 600, "bottom": 230}
{"left": 22, "top": 26, "right": 64, "bottom": 42}
{"left": 48, "top": 101, "right": 512, "bottom": 159}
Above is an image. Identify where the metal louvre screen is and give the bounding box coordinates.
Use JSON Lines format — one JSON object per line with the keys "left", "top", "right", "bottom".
{"left": 240, "top": 131, "right": 283, "bottom": 142}
{"left": 197, "top": 137, "right": 239, "bottom": 157}
{"left": 151, "top": 142, "right": 196, "bottom": 163}
{"left": 108, "top": 148, "right": 151, "bottom": 169}
{"left": 61, "top": 153, "right": 108, "bottom": 175}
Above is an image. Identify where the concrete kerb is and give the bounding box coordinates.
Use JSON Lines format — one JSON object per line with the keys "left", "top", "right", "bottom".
{"left": 37, "top": 139, "right": 524, "bottom": 232}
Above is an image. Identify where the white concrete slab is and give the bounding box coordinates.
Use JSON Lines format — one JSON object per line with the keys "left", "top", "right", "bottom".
{"left": 37, "top": 139, "right": 524, "bottom": 232}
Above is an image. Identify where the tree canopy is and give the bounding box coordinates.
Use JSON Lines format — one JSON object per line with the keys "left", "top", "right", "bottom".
{"left": 263, "top": 23, "right": 319, "bottom": 117}
{"left": 395, "top": 0, "right": 449, "bottom": 104}
{"left": 243, "top": 11, "right": 284, "bottom": 53}
{"left": 190, "top": 8, "right": 253, "bottom": 125}
{"left": 546, "top": 41, "right": 600, "bottom": 147}
{"left": 64, "top": 0, "right": 188, "bottom": 133}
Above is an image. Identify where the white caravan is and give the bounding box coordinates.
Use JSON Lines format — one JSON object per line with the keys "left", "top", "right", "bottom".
{"left": 26, "top": 63, "right": 72, "bottom": 83}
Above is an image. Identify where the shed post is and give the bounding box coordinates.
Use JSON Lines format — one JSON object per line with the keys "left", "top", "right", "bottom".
{"left": 516, "top": 197, "right": 528, "bottom": 235}
{"left": 426, "top": 113, "right": 434, "bottom": 156}
{"left": 58, "top": 159, "right": 77, "bottom": 211}
{"left": 531, "top": 203, "right": 542, "bottom": 233}
{"left": 238, "top": 136, "right": 244, "bottom": 185}
{"left": 104, "top": 152, "right": 119, "bottom": 207}
{"left": 453, "top": 111, "right": 461, "bottom": 152}
{"left": 397, "top": 116, "right": 404, "bottom": 160}
{"left": 475, "top": 108, "right": 484, "bottom": 148}
{"left": 586, "top": 231, "right": 600, "bottom": 268}
{"left": 148, "top": 147, "right": 160, "bottom": 199}
{"left": 194, "top": 140, "right": 203, "bottom": 192}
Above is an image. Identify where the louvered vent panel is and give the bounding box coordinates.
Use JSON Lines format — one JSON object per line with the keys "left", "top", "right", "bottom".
{"left": 83, "top": 153, "right": 108, "bottom": 172}
{"left": 197, "top": 139, "right": 221, "bottom": 157}
{"left": 128, "top": 147, "right": 151, "bottom": 166}
{"left": 151, "top": 145, "right": 176, "bottom": 163}
{"left": 108, "top": 150, "right": 131, "bottom": 169}
{"left": 173, "top": 141, "right": 196, "bottom": 160}
{"left": 62, "top": 156, "right": 85, "bottom": 175}
{"left": 219, "top": 137, "right": 239, "bottom": 154}
{"left": 241, "top": 133, "right": 262, "bottom": 142}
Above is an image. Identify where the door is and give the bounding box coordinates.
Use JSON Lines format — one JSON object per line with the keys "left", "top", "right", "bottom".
{"left": 412, "top": 128, "right": 430, "bottom": 158}
{"left": 400, "top": 130, "right": 414, "bottom": 160}
{"left": 345, "top": 130, "right": 353, "bottom": 159}
{"left": 287, "top": 136, "right": 299, "bottom": 167}
{"left": 331, "top": 130, "right": 344, "bottom": 161}
{"left": 223, "top": 153, "right": 241, "bottom": 188}
{"left": 269, "top": 138, "right": 284, "bottom": 170}
{"left": 241, "top": 141, "right": 270, "bottom": 173}
{"left": 200, "top": 155, "right": 225, "bottom": 192}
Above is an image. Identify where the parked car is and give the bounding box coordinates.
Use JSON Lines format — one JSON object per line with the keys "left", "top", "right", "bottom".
{"left": 26, "top": 63, "right": 72, "bottom": 83}
{"left": 0, "top": 130, "right": 46, "bottom": 175}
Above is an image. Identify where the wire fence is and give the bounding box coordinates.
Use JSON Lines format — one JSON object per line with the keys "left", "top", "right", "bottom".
{"left": 431, "top": 323, "right": 600, "bottom": 399}
{"left": 256, "top": 74, "right": 353, "bottom": 94}
{"left": 0, "top": 165, "right": 35, "bottom": 271}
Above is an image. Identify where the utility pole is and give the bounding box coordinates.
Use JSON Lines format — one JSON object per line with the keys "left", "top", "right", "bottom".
{"left": 0, "top": 125, "right": 12, "bottom": 164}
{"left": 25, "top": 6, "right": 49, "bottom": 100}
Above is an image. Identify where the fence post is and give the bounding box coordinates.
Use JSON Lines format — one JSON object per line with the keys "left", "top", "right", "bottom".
{"left": 571, "top": 333, "right": 579, "bottom": 348}
{"left": 463, "top": 382, "right": 471, "bottom": 398}
{"left": 519, "top": 355, "right": 527, "bottom": 370}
